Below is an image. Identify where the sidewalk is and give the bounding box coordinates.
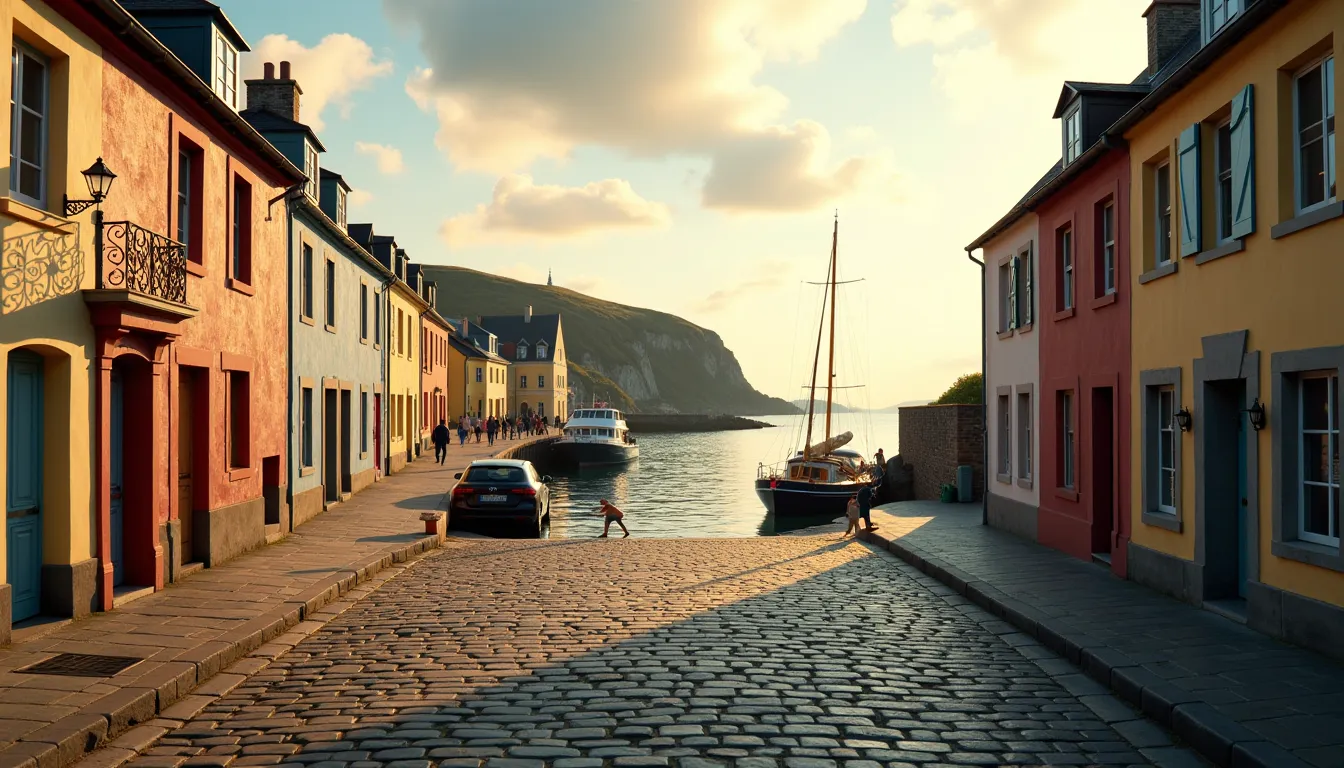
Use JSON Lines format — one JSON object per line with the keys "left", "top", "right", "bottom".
{"left": 863, "top": 501, "right": 1344, "bottom": 768}
{"left": 0, "top": 436, "right": 537, "bottom": 768}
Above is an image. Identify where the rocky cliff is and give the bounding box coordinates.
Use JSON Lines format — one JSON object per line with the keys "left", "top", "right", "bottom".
{"left": 422, "top": 266, "right": 796, "bottom": 416}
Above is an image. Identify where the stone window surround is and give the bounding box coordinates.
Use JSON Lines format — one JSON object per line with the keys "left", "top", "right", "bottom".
{"left": 1140, "top": 367, "right": 1183, "bottom": 532}
{"left": 1016, "top": 383, "right": 1034, "bottom": 490}
{"left": 996, "top": 385, "right": 1012, "bottom": 484}
{"left": 1271, "top": 344, "right": 1344, "bottom": 573}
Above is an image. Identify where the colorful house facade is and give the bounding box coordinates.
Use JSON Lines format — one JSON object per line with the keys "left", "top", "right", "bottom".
{"left": 1122, "top": 0, "right": 1344, "bottom": 654}
{"left": 409, "top": 266, "right": 451, "bottom": 450}
{"left": 447, "top": 320, "right": 508, "bottom": 421}
{"left": 480, "top": 308, "right": 570, "bottom": 423}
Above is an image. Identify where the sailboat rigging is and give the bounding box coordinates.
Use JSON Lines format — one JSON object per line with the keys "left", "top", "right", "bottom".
{"left": 756, "top": 214, "right": 877, "bottom": 521}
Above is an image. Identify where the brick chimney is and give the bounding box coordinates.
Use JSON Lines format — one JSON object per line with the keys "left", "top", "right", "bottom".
{"left": 460, "top": 318, "right": 469, "bottom": 339}
{"left": 1143, "top": 0, "right": 1200, "bottom": 77}
{"left": 524, "top": 305, "right": 533, "bottom": 323}
{"left": 246, "top": 60, "right": 302, "bottom": 121}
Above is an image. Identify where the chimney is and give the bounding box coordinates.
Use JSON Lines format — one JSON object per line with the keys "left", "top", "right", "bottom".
{"left": 1143, "top": 0, "right": 1200, "bottom": 77}
{"left": 460, "top": 318, "right": 469, "bottom": 339}
{"left": 245, "top": 60, "right": 303, "bottom": 121}
{"left": 524, "top": 305, "right": 533, "bottom": 323}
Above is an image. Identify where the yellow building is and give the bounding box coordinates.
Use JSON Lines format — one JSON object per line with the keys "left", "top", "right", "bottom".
{"left": 447, "top": 320, "right": 508, "bottom": 420}
{"left": 480, "top": 308, "right": 570, "bottom": 424}
{"left": 0, "top": 1, "right": 105, "bottom": 636}
{"left": 1125, "top": 0, "right": 1344, "bottom": 656}
{"left": 385, "top": 278, "right": 425, "bottom": 474}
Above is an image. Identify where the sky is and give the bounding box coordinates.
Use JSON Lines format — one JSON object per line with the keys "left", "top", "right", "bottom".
{"left": 218, "top": 0, "right": 1150, "bottom": 409}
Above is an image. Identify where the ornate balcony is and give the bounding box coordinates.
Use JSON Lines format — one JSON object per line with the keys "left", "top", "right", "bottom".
{"left": 85, "top": 217, "right": 196, "bottom": 327}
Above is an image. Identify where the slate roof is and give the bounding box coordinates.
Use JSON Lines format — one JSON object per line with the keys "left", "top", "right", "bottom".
{"left": 239, "top": 108, "right": 327, "bottom": 152}
{"left": 347, "top": 223, "right": 374, "bottom": 249}
{"left": 477, "top": 314, "right": 562, "bottom": 360}
{"left": 449, "top": 334, "right": 506, "bottom": 364}
{"left": 1052, "top": 81, "right": 1150, "bottom": 118}
{"left": 320, "top": 168, "right": 351, "bottom": 192}
{"left": 118, "top": 0, "right": 249, "bottom": 51}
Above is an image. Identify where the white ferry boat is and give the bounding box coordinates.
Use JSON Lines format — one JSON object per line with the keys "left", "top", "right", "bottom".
{"left": 555, "top": 404, "right": 639, "bottom": 468}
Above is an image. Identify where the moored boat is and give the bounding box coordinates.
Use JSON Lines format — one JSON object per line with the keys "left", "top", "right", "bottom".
{"left": 553, "top": 404, "right": 639, "bottom": 469}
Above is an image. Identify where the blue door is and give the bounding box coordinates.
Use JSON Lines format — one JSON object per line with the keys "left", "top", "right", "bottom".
{"left": 1236, "top": 409, "right": 1249, "bottom": 598}
{"left": 110, "top": 370, "right": 124, "bottom": 587}
{"left": 7, "top": 351, "right": 43, "bottom": 622}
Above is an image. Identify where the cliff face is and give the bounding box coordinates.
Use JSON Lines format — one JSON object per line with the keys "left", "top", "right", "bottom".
{"left": 421, "top": 266, "right": 796, "bottom": 416}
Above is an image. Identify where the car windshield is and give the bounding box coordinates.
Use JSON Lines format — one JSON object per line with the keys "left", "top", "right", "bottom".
{"left": 465, "top": 466, "right": 526, "bottom": 483}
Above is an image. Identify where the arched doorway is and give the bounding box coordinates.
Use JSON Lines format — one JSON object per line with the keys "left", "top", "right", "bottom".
{"left": 7, "top": 349, "right": 44, "bottom": 621}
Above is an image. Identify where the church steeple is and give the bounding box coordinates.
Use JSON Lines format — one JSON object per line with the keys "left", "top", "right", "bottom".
{"left": 547, "top": 269, "right": 553, "bottom": 286}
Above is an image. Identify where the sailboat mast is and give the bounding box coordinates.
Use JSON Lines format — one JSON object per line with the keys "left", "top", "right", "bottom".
{"left": 824, "top": 212, "right": 838, "bottom": 440}
{"left": 802, "top": 227, "right": 834, "bottom": 460}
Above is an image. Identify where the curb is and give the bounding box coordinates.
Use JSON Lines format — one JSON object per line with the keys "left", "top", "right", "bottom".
{"left": 860, "top": 528, "right": 1310, "bottom": 768}
{"left": 0, "top": 533, "right": 444, "bottom": 768}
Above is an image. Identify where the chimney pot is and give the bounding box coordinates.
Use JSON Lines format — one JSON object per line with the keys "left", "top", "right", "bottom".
{"left": 280, "top": 61, "right": 292, "bottom": 80}
{"left": 264, "top": 62, "right": 274, "bottom": 79}
{"left": 524, "top": 305, "right": 533, "bottom": 323}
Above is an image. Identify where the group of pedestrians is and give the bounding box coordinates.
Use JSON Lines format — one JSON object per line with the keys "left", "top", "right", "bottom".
{"left": 429, "top": 413, "right": 562, "bottom": 463}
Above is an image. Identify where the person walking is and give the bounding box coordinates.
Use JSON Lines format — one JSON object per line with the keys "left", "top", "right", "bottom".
{"left": 473, "top": 416, "right": 482, "bottom": 443}
{"left": 857, "top": 482, "right": 878, "bottom": 533}
{"left": 843, "top": 494, "right": 861, "bottom": 537}
{"left": 431, "top": 419, "right": 451, "bottom": 465}
{"left": 486, "top": 415, "right": 498, "bottom": 446}
{"left": 595, "top": 499, "right": 629, "bottom": 538}
{"left": 457, "top": 415, "right": 468, "bottom": 446}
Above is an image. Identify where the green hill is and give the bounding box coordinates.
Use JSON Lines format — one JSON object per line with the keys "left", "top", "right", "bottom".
{"left": 421, "top": 266, "right": 797, "bottom": 416}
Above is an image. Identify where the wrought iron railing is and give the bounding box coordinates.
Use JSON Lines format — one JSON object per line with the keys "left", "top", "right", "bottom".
{"left": 100, "top": 219, "right": 188, "bottom": 305}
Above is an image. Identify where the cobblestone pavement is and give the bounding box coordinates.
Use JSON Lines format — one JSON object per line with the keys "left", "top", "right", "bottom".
{"left": 129, "top": 537, "right": 1208, "bottom": 768}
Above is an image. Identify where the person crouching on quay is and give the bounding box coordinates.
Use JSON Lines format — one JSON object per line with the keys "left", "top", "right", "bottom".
{"left": 596, "top": 499, "right": 629, "bottom": 538}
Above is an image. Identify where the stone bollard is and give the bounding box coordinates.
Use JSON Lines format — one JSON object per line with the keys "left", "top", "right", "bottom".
{"left": 420, "top": 511, "right": 444, "bottom": 537}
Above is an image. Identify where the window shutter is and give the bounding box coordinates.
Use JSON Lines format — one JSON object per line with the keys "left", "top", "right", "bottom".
{"left": 1230, "top": 84, "right": 1256, "bottom": 239}
{"left": 1009, "top": 259, "right": 1018, "bottom": 329}
{"left": 1178, "top": 123, "right": 1202, "bottom": 257}
{"left": 1023, "top": 248, "right": 1033, "bottom": 325}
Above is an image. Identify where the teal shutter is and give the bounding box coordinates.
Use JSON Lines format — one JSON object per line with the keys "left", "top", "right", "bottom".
{"left": 1178, "top": 123, "right": 1202, "bottom": 257}
{"left": 1230, "top": 84, "right": 1256, "bottom": 239}
{"left": 1008, "top": 258, "right": 1019, "bottom": 329}
{"left": 1022, "top": 247, "right": 1033, "bottom": 325}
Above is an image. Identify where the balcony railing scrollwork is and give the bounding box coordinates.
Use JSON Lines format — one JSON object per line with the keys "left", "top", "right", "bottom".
{"left": 100, "top": 219, "right": 188, "bottom": 305}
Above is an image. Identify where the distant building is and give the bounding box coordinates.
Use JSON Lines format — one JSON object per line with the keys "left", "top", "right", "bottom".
{"left": 447, "top": 320, "right": 508, "bottom": 420}
{"left": 480, "top": 307, "right": 570, "bottom": 423}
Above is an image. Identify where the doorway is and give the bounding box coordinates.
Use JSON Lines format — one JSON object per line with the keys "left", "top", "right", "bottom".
{"left": 1090, "top": 387, "right": 1115, "bottom": 560}
{"left": 177, "top": 368, "right": 202, "bottom": 564}
{"left": 110, "top": 368, "right": 124, "bottom": 586}
{"left": 7, "top": 350, "right": 44, "bottom": 622}
{"left": 340, "top": 389, "right": 352, "bottom": 496}
{"left": 373, "top": 394, "right": 382, "bottom": 477}
{"left": 111, "top": 356, "right": 155, "bottom": 588}
{"left": 324, "top": 388, "right": 339, "bottom": 503}
{"left": 406, "top": 396, "right": 415, "bottom": 461}
{"left": 1203, "top": 379, "right": 1249, "bottom": 602}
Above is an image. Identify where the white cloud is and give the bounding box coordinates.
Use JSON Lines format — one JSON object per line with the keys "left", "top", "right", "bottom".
{"left": 355, "top": 141, "right": 405, "bottom": 174}
{"left": 694, "top": 262, "right": 792, "bottom": 312}
{"left": 440, "top": 174, "right": 671, "bottom": 246}
{"left": 388, "top": 0, "right": 883, "bottom": 213}
{"left": 243, "top": 34, "right": 393, "bottom": 131}
{"left": 348, "top": 189, "right": 373, "bottom": 207}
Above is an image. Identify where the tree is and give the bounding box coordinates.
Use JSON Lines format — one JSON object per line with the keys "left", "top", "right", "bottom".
{"left": 933, "top": 372, "right": 983, "bottom": 405}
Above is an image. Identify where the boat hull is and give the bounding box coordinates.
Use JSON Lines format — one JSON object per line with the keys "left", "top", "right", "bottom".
{"left": 754, "top": 478, "right": 868, "bottom": 520}
{"left": 553, "top": 440, "right": 639, "bottom": 469}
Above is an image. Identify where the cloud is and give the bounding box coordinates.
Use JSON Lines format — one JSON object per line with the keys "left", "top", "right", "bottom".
{"left": 243, "top": 34, "right": 393, "bottom": 131}
{"left": 388, "top": 0, "right": 884, "bottom": 212}
{"left": 348, "top": 189, "right": 373, "bottom": 207}
{"left": 694, "top": 263, "right": 792, "bottom": 312}
{"left": 440, "top": 174, "right": 671, "bottom": 246}
{"left": 355, "top": 142, "right": 405, "bottom": 174}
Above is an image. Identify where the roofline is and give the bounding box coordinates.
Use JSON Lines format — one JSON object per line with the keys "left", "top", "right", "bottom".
{"left": 79, "top": 0, "right": 304, "bottom": 187}
{"left": 120, "top": 1, "right": 251, "bottom": 52}
{"left": 239, "top": 107, "right": 328, "bottom": 153}
{"left": 291, "top": 195, "right": 394, "bottom": 283}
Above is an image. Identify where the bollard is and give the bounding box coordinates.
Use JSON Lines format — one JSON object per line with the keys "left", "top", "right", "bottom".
{"left": 419, "top": 511, "right": 442, "bottom": 536}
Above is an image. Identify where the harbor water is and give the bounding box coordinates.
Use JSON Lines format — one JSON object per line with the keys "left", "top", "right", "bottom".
{"left": 535, "top": 411, "right": 899, "bottom": 539}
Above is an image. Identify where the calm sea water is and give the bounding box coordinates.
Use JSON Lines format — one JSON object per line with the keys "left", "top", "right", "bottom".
{"left": 538, "top": 412, "right": 899, "bottom": 539}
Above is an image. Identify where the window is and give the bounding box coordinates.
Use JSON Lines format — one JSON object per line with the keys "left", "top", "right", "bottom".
{"left": 1099, "top": 202, "right": 1116, "bottom": 295}
{"left": 1206, "top": 0, "right": 1241, "bottom": 38}
{"left": 232, "top": 177, "right": 252, "bottom": 283}
{"left": 301, "top": 387, "right": 314, "bottom": 468}
{"left": 1295, "top": 56, "right": 1336, "bottom": 212}
{"left": 229, "top": 372, "right": 250, "bottom": 469}
{"left": 538, "top": 375, "right": 546, "bottom": 389}
{"left": 373, "top": 292, "right": 381, "bottom": 348}
{"left": 998, "top": 394, "right": 1012, "bottom": 478}
{"left": 304, "top": 141, "right": 319, "bottom": 200}
{"left": 360, "top": 284, "right": 369, "bottom": 341}
{"left": 1060, "top": 391, "right": 1075, "bottom": 489}
{"left": 336, "top": 188, "right": 347, "bottom": 230}
{"left": 1018, "top": 247, "right": 1033, "bottom": 326}
{"left": 1058, "top": 226, "right": 1074, "bottom": 310}
{"left": 521, "top": 375, "right": 528, "bottom": 389}
{"left": 1155, "top": 162, "right": 1172, "bottom": 264}
{"left": 1215, "top": 120, "right": 1233, "bottom": 241}
{"left": 518, "top": 343, "right": 529, "bottom": 360}
{"left": 538, "top": 343, "right": 548, "bottom": 360}
{"left": 1158, "top": 387, "right": 1177, "bottom": 513}
{"left": 9, "top": 44, "right": 47, "bottom": 206}
{"left": 1063, "top": 106, "right": 1082, "bottom": 164}
{"left": 1018, "top": 391, "right": 1033, "bottom": 481}
{"left": 397, "top": 309, "right": 404, "bottom": 356}
{"left": 360, "top": 391, "right": 368, "bottom": 454}
{"left": 300, "top": 244, "right": 314, "bottom": 319}
{"left": 325, "top": 259, "right": 335, "bottom": 327}
{"left": 1299, "top": 374, "right": 1339, "bottom": 545}
{"left": 214, "top": 29, "right": 238, "bottom": 108}
{"left": 476, "top": 367, "right": 483, "bottom": 383}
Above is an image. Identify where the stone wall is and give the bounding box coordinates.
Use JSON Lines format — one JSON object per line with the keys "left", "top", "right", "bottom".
{"left": 896, "top": 404, "right": 984, "bottom": 501}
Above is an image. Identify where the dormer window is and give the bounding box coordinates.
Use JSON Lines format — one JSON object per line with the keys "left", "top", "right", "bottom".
{"left": 304, "top": 142, "right": 319, "bottom": 199}
{"left": 537, "top": 342, "right": 548, "bottom": 360}
{"left": 518, "top": 343, "right": 529, "bottom": 360}
{"left": 1206, "top": 0, "right": 1241, "bottom": 39}
{"left": 336, "top": 188, "right": 347, "bottom": 230}
{"left": 214, "top": 29, "right": 238, "bottom": 109}
{"left": 1063, "top": 105, "right": 1082, "bottom": 164}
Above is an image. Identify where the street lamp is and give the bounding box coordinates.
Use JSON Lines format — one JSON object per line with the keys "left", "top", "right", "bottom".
{"left": 64, "top": 157, "right": 117, "bottom": 216}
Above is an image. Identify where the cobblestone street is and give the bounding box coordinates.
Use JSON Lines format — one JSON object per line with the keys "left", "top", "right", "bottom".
{"left": 123, "top": 537, "right": 1206, "bottom": 768}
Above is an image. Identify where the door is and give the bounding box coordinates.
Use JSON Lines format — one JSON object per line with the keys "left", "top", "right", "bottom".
{"left": 178, "top": 371, "right": 194, "bottom": 561}
{"left": 1237, "top": 408, "right": 1249, "bottom": 598}
{"left": 373, "top": 394, "right": 382, "bottom": 477}
{"left": 1090, "top": 388, "right": 1115, "bottom": 555}
{"left": 340, "top": 390, "right": 352, "bottom": 495}
{"left": 407, "top": 397, "right": 415, "bottom": 461}
{"left": 110, "top": 369, "right": 125, "bottom": 586}
{"left": 324, "top": 389, "right": 338, "bottom": 502}
{"left": 7, "top": 351, "right": 43, "bottom": 621}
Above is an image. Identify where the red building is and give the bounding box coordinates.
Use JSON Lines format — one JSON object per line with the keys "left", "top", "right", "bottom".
{"left": 412, "top": 269, "right": 452, "bottom": 450}
{"left": 62, "top": 0, "right": 304, "bottom": 606}
{"left": 1034, "top": 83, "right": 1136, "bottom": 576}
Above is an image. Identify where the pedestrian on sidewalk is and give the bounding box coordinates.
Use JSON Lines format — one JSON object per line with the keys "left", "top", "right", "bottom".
{"left": 457, "top": 415, "right": 468, "bottom": 446}
{"left": 473, "top": 416, "right": 483, "bottom": 443}
{"left": 431, "top": 419, "right": 451, "bottom": 465}
{"left": 486, "top": 415, "right": 498, "bottom": 446}
{"left": 858, "top": 482, "right": 878, "bottom": 532}
{"left": 843, "top": 494, "right": 861, "bottom": 537}
{"left": 595, "top": 499, "right": 629, "bottom": 538}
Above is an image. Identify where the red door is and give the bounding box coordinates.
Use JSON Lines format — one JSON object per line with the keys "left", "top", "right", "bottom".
{"left": 373, "top": 394, "right": 382, "bottom": 478}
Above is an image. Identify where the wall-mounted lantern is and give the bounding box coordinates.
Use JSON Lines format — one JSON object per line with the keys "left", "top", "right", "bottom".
{"left": 1246, "top": 398, "right": 1267, "bottom": 431}
{"left": 1175, "top": 406, "right": 1193, "bottom": 433}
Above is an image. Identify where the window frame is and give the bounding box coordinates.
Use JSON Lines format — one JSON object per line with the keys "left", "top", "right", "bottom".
{"left": 231, "top": 175, "right": 253, "bottom": 285}
{"left": 214, "top": 28, "right": 238, "bottom": 109}
{"left": 1058, "top": 225, "right": 1074, "bottom": 311}
{"left": 521, "top": 375, "right": 528, "bottom": 389}
{"left": 475, "top": 367, "right": 483, "bottom": 383}
{"left": 227, "top": 370, "right": 251, "bottom": 471}
{"left": 1298, "top": 372, "right": 1339, "bottom": 547}
{"left": 1293, "top": 55, "right": 1337, "bottom": 215}
{"left": 360, "top": 282, "right": 369, "bottom": 342}
{"left": 1017, "top": 388, "right": 1033, "bottom": 484}
{"left": 1099, "top": 201, "right": 1116, "bottom": 296}
{"left": 1157, "top": 387, "right": 1178, "bottom": 514}
{"left": 538, "top": 375, "right": 546, "bottom": 389}
{"left": 301, "top": 385, "right": 314, "bottom": 469}
{"left": 324, "top": 258, "right": 336, "bottom": 330}
{"left": 359, "top": 390, "right": 368, "bottom": 456}
{"left": 300, "top": 243, "right": 315, "bottom": 321}
{"left": 518, "top": 343, "right": 529, "bottom": 360}
{"left": 1063, "top": 103, "right": 1082, "bottom": 165}
{"left": 1214, "top": 118, "right": 1234, "bottom": 243}
{"left": 304, "top": 140, "right": 319, "bottom": 200}
{"left": 9, "top": 41, "right": 49, "bottom": 209}
{"left": 1141, "top": 368, "right": 1182, "bottom": 531}
{"left": 1155, "top": 162, "right": 1173, "bottom": 265}
{"left": 538, "top": 342, "right": 548, "bottom": 359}
{"left": 997, "top": 390, "right": 1012, "bottom": 482}
{"left": 1060, "top": 390, "right": 1076, "bottom": 491}
{"left": 336, "top": 188, "right": 348, "bottom": 230}
{"left": 1017, "top": 244, "right": 1033, "bottom": 327}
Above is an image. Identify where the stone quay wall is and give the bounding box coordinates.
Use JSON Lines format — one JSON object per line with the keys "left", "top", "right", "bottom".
{"left": 896, "top": 404, "right": 984, "bottom": 501}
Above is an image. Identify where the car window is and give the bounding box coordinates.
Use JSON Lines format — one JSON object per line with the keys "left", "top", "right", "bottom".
{"left": 465, "top": 466, "right": 526, "bottom": 483}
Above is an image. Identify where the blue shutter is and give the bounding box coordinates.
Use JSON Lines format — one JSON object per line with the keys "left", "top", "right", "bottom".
{"left": 1009, "top": 258, "right": 1018, "bottom": 329}
{"left": 1178, "top": 123, "right": 1202, "bottom": 257}
{"left": 1230, "top": 84, "right": 1256, "bottom": 239}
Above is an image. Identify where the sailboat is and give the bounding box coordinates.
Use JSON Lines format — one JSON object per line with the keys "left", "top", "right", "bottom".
{"left": 755, "top": 214, "right": 877, "bottom": 520}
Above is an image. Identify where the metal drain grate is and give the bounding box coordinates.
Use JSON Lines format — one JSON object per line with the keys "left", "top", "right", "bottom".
{"left": 19, "top": 653, "right": 144, "bottom": 678}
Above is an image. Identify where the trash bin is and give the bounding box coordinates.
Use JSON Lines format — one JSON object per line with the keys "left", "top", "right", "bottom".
{"left": 939, "top": 483, "right": 957, "bottom": 503}
{"left": 956, "top": 465, "right": 973, "bottom": 503}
